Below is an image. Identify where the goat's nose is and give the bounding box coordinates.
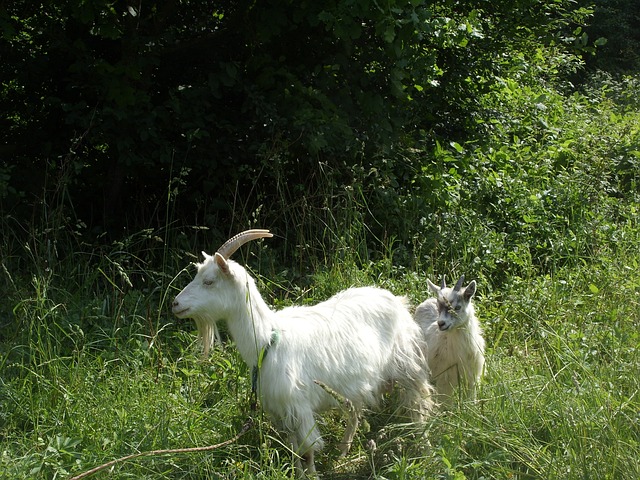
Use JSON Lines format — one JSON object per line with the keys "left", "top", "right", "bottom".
{"left": 172, "top": 299, "right": 179, "bottom": 307}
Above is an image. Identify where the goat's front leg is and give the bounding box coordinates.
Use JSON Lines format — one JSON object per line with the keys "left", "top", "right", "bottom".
{"left": 290, "top": 414, "right": 321, "bottom": 478}
{"left": 300, "top": 450, "right": 316, "bottom": 478}
{"left": 290, "top": 439, "right": 314, "bottom": 478}
{"left": 291, "top": 447, "right": 317, "bottom": 478}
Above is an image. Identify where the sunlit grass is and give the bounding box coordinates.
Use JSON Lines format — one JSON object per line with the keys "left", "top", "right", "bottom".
{"left": 3, "top": 229, "right": 638, "bottom": 479}
{"left": 1, "top": 78, "right": 639, "bottom": 479}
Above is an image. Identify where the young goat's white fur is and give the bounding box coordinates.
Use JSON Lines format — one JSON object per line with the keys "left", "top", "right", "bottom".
{"left": 172, "top": 230, "right": 434, "bottom": 476}
{"left": 414, "top": 275, "right": 485, "bottom": 404}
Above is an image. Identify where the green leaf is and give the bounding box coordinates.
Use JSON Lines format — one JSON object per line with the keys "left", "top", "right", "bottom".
{"left": 384, "top": 25, "right": 395, "bottom": 43}
{"left": 450, "top": 141, "right": 464, "bottom": 153}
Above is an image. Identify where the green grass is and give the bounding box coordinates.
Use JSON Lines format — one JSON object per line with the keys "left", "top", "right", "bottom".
{"left": 1, "top": 75, "right": 639, "bottom": 479}
{"left": 1, "top": 227, "right": 638, "bottom": 479}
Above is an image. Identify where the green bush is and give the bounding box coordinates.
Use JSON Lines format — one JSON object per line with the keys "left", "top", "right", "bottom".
{"left": 1, "top": 2, "right": 639, "bottom": 478}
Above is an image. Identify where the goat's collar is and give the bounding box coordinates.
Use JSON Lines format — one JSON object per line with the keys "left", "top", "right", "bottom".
{"left": 250, "top": 329, "right": 280, "bottom": 410}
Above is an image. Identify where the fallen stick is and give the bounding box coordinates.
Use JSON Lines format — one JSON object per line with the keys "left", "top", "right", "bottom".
{"left": 69, "top": 417, "right": 253, "bottom": 480}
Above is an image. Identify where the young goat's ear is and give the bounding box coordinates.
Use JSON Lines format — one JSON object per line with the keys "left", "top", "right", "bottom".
{"left": 214, "top": 252, "right": 231, "bottom": 276}
{"left": 464, "top": 280, "right": 477, "bottom": 300}
{"left": 426, "top": 278, "right": 440, "bottom": 295}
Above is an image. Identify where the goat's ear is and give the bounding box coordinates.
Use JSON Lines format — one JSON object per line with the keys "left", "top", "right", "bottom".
{"left": 464, "top": 280, "right": 477, "bottom": 300}
{"left": 214, "top": 252, "right": 231, "bottom": 276}
{"left": 427, "top": 278, "right": 440, "bottom": 295}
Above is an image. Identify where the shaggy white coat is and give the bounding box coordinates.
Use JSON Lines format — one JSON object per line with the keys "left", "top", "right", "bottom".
{"left": 173, "top": 252, "right": 434, "bottom": 475}
{"left": 414, "top": 277, "right": 485, "bottom": 404}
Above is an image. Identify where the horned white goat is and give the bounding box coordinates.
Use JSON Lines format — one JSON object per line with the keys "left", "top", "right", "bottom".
{"left": 414, "top": 275, "right": 485, "bottom": 404}
{"left": 172, "top": 230, "right": 434, "bottom": 476}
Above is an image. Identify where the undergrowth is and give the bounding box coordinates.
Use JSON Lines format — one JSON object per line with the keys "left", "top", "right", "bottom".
{"left": 1, "top": 75, "right": 639, "bottom": 479}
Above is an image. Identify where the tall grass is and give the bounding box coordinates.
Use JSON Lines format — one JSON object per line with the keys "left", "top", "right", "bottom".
{"left": 1, "top": 76, "right": 639, "bottom": 479}
{"left": 1, "top": 218, "right": 638, "bottom": 479}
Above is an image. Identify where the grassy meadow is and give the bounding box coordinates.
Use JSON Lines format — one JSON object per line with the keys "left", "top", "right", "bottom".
{"left": 1, "top": 77, "right": 640, "bottom": 479}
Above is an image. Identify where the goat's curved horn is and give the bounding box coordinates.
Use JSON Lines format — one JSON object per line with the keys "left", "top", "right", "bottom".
{"left": 454, "top": 275, "right": 465, "bottom": 291}
{"left": 440, "top": 276, "right": 446, "bottom": 290}
{"left": 217, "top": 229, "right": 273, "bottom": 259}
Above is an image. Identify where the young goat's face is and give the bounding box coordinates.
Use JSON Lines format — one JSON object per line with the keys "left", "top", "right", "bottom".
{"left": 172, "top": 252, "right": 238, "bottom": 320}
{"left": 427, "top": 276, "right": 476, "bottom": 331}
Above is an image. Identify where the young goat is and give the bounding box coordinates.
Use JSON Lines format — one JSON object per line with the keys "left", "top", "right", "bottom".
{"left": 172, "top": 230, "right": 434, "bottom": 476}
{"left": 414, "top": 275, "right": 485, "bottom": 404}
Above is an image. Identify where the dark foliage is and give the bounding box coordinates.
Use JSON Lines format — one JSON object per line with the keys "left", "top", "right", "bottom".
{"left": 0, "top": 0, "right": 621, "bottom": 256}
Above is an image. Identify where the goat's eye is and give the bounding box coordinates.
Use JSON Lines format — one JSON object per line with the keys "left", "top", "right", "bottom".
{"left": 454, "top": 305, "right": 462, "bottom": 311}
{"left": 203, "top": 279, "right": 215, "bottom": 286}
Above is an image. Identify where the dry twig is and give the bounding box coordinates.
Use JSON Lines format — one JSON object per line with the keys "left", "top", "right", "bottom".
{"left": 69, "top": 418, "right": 253, "bottom": 480}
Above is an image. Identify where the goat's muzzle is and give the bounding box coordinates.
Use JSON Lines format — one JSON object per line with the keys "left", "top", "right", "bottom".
{"left": 437, "top": 320, "right": 450, "bottom": 331}
{"left": 172, "top": 299, "right": 190, "bottom": 317}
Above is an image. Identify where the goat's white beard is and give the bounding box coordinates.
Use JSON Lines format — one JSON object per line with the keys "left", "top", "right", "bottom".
{"left": 193, "top": 315, "right": 221, "bottom": 357}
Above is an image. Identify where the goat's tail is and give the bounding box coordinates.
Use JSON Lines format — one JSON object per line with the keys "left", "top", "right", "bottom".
{"left": 392, "top": 328, "right": 437, "bottom": 419}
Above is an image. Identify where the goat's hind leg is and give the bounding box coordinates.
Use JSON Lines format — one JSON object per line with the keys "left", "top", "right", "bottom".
{"left": 399, "top": 369, "right": 436, "bottom": 422}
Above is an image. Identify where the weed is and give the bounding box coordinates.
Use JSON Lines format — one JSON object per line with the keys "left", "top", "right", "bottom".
{"left": 1, "top": 76, "right": 639, "bottom": 479}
